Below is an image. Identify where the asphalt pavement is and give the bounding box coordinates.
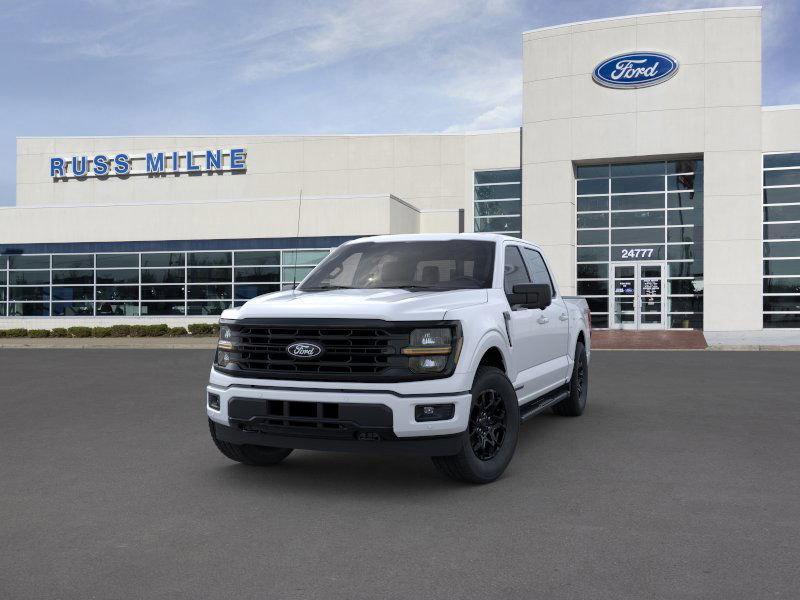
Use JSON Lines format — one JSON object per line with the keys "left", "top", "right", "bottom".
{"left": 1, "top": 349, "right": 798, "bottom": 600}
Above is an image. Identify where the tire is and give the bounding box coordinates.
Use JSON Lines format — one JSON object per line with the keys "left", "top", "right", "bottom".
{"left": 208, "top": 419, "right": 293, "bottom": 466}
{"left": 552, "top": 341, "right": 588, "bottom": 417}
{"left": 431, "top": 366, "right": 519, "bottom": 484}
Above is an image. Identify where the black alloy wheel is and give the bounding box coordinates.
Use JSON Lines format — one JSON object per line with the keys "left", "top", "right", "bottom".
{"left": 469, "top": 388, "right": 507, "bottom": 461}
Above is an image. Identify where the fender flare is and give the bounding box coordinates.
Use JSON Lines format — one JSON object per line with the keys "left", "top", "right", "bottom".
{"left": 463, "top": 328, "right": 514, "bottom": 380}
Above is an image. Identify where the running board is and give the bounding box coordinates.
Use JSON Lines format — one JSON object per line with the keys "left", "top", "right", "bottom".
{"left": 519, "top": 384, "right": 570, "bottom": 423}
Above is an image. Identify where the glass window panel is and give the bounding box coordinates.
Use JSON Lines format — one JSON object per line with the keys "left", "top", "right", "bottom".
{"left": 474, "top": 170, "right": 520, "bottom": 185}
{"left": 763, "top": 187, "right": 800, "bottom": 204}
{"left": 764, "top": 241, "right": 800, "bottom": 258}
{"left": 611, "top": 246, "right": 665, "bottom": 261}
{"left": 669, "top": 279, "right": 698, "bottom": 295}
{"left": 233, "top": 251, "right": 279, "bottom": 266}
{"left": 611, "top": 194, "right": 664, "bottom": 211}
{"left": 96, "top": 269, "right": 138, "bottom": 284}
{"left": 0, "top": 304, "right": 5, "bottom": 316}
{"left": 188, "top": 251, "right": 231, "bottom": 266}
{"left": 764, "top": 314, "right": 800, "bottom": 328}
{"left": 611, "top": 162, "right": 664, "bottom": 176}
{"left": 577, "top": 212, "right": 608, "bottom": 229}
{"left": 474, "top": 216, "right": 521, "bottom": 233}
{"left": 141, "top": 252, "right": 185, "bottom": 267}
{"left": 234, "top": 284, "right": 280, "bottom": 300}
{"left": 764, "top": 153, "right": 800, "bottom": 169}
{"left": 764, "top": 259, "right": 800, "bottom": 276}
{"left": 586, "top": 297, "right": 609, "bottom": 313}
{"left": 611, "top": 176, "right": 663, "bottom": 194}
{"left": 764, "top": 170, "right": 800, "bottom": 187}
{"left": 96, "top": 286, "right": 139, "bottom": 301}
{"left": 763, "top": 296, "right": 800, "bottom": 312}
{"left": 141, "top": 285, "right": 185, "bottom": 300}
{"left": 576, "top": 179, "right": 608, "bottom": 195}
{"left": 577, "top": 247, "right": 608, "bottom": 262}
{"left": 670, "top": 314, "right": 703, "bottom": 329}
{"left": 576, "top": 165, "right": 609, "bottom": 178}
{"left": 52, "top": 254, "right": 93, "bottom": 269}
{"left": 577, "top": 196, "right": 608, "bottom": 212}
{"left": 667, "top": 160, "right": 701, "bottom": 174}
{"left": 611, "top": 228, "right": 664, "bottom": 244}
{"left": 52, "top": 286, "right": 93, "bottom": 301}
{"left": 474, "top": 184, "right": 521, "bottom": 200}
{"left": 9, "top": 270, "right": 49, "bottom": 285}
{"left": 8, "top": 302, "right": 49, "bottom": 316}
{"left": 611, "top": 210, "right": 665, "bottom": 227}
{"left": 52, "top": 302, "right": 94, "bottom": 316}
{"left": 667, "top": 191, "right": 702, "bottom": 209}
{"left": 0, "top": 289, "right": 5, "bottom": 302}
{"left": 502, "top": 246, "right": 530, "bottom": 294}
{"left": 187, "top": 301, "right": 229, "bottom": 316}
{"left": 234, "top": 266, "right": 280, "bottom": 283}
{"left": 668, "top": 262, "right": 695, "bottom": 277}
{"left": 474, "top": 200, "right": 521, "bottom": 217}
{"left": 668, "top": 227, "right": 694, "bottom": 243}
{"left": 764, "top": 205, "right": 800, "bottom": 222}
{"left": 282, "top": 266, "right": 314, "bottom": 283}
{"left": 187, "top": 284, "right": 232, "bottom": 300}
{"left": 667, "top": 209, "right": 698, "bottom": 225}
{"left": 187, "top": 267, "right": 231, "bottom": 283}
{"left": 764, "top": 223, "right": 800, "bottom": 240}
{"left": 669, "top": 297, "right": 703, "bottom": 312}
{"left": 521, "top": 248, "right": 555, "bottom": 294}
{"left": 140, "top": 302, "right": 185, "bottom": 316}
{"left": 9, "top": 255, "right": 49, "bottom": 269}
{"left": 577, "top": 230, "right": 608, "bottom": 245}
{"left": 577, "top": 281, "right": 608, "bottom": 295}
{"left": 96, "top": 253, "right": 138, "bottom": 268}
{"left": 142, "top": 268, "right": 185, "bottom": 284}
{"left": 590, "top": 314, "right": 609, "bottom": 328}
{"left": 0, "top": 255, "right": 5, "bottom": 269}
{"left": 96, "top": 302, "right": 139, "bottom": 316}
{"left": 577, "top": 264, "right": 608, "bottom": 279}
{"left": 283, "top": 250, "right": 330, "bottom": 266}
{"left": 667, "top": 174, "right": 699, "bottom": 191}
{"left": 0, "top": 271, "right": 5, "bottom": 285}
{"left": 52, "top": 270, "right": 93, "bottom": 285}
{"left": 763, "top": 277, "right": 800, "bottom": 294}
{"left": 10, "top": 287, "right": 49, "bottom": 301}
{"left": 667, "top": 245, "right": 694, "bottom": 260}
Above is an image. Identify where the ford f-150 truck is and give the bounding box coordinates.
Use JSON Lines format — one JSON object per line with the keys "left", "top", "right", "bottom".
{"left": 207, "top": 233, "right": 590, "bottom": 483}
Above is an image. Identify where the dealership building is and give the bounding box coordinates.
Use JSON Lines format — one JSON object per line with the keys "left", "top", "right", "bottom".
{"left": 2, "top": 6, "right": 799, "bottom": 336}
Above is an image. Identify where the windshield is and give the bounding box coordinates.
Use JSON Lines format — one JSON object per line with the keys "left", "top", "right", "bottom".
{"left": 299, "top": 240, "right": 495, "bottom": 291}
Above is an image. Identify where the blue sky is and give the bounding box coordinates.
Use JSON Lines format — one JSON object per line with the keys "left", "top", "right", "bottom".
{"left": 1, "top": 0, "right": 798, "bottom": 206}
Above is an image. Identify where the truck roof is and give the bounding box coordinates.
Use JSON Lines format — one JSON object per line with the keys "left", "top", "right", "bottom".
{"left": 347, "top": 233, "right": 531, "bottom": 245}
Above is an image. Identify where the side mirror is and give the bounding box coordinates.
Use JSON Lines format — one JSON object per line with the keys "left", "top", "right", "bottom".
{"left": 508, "top": 283, "right": 551, "bottom": 310}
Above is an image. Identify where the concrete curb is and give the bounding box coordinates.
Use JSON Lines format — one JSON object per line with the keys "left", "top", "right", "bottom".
{"left": 0, "top": 338, "right": 217, "bottom": 349}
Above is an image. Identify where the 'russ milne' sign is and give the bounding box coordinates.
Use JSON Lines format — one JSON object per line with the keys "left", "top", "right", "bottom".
{"left": 593, "top": 52, "right": 679, "bottom": 89}
{"left": 50, "top": 148, "right": 247, "bottom": 179}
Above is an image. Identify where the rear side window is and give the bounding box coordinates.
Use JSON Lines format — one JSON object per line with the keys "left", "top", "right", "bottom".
{"left": 522, "top": 248, "right": 555, "bottom": 296}
{"left": 503, "top": 246, "right": 531, "bottom": 294}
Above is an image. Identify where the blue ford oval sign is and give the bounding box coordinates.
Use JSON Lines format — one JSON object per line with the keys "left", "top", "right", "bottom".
{"left": 593, "top": 52, "right": 679, "bottom": 89}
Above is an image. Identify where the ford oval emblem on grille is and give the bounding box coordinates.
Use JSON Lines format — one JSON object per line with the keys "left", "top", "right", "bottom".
{"left": 286, "top": 342, "right": 324, "bottom": 359}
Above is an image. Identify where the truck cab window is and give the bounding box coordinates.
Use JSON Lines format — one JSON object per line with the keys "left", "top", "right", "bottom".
{"left": 503, "top": 245, "right": 531, "bottom": 295}
{"left": 522, "top": 248, "right": 555, "bottom": 296}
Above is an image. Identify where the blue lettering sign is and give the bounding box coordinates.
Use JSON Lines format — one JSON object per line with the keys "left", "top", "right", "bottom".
{"left": 50, "top": 157, "right": 65, "bottom": 177}
{"left": 186, "top": 150, "right": 200, "bottom": 172}
{"left": 230, "top": 148, "right": 246, "bottom": 170}
{"left": 171, "top": 151, "right": 180, "bottom": 172}
{"left": 93, "top": 154, "right": 109, "bottom": 176}
{"left": 206, "top": 149, "right": 222, "bottom": 170}
{"left": 72, "top": 156, "right": 88, "bottom": 177}
{"left": 146, "top": 152, "right": 165, "bottom": 173}
{"left": 113, "top": 153, "right": 130, "bottom": 175}
{"left": 593, "top": 52, "right": 678, "bottom": 89}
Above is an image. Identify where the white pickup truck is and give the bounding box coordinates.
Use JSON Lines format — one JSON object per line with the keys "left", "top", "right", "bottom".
{"left": 207, "top": 233, "right": 591, "bottom": 483}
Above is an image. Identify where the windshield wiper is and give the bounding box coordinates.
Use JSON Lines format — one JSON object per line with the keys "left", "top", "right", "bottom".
{"left": 299, "top": 285, "right": 354, "bottom": 292}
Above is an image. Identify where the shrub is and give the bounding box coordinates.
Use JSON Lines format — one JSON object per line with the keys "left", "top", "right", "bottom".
{"left": 129, "top": 325, "right": 148, "bottom": 337}
{"left": 50, "top": 328, "right": 69, "bottom": 338}
{"left": 146, "top": 324, "right": 169, "bottom": 337}
{"left": 109, "top": 324, "right": 132, "bottom": 337}
{"left": 188, "top": 323, "right": 217, "bottom": 336}
{"left": 92, "top": 327, "right": 113, "bottom": 338}
{"left": 167, "top": 326, "right": 188, "bottom": 337}
{"left": 67, "top": 326, "right": 92, "bottom": 338}
{"left": 29, "top": 329, "right": 51, "bottom": 338}
{"left": 3, "top": 328, "right": 29, "bottom": 337}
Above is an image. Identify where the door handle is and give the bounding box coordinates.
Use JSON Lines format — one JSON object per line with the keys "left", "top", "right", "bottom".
{"left": 559, "top": 313, "right": 569, "bottom": 321}
{"left": 537, "top": 315, "right": 549, "bottom": 325}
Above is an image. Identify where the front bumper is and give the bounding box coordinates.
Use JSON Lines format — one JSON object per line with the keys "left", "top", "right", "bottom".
{"left": 206, "top": 369, "right": 472, "bottom": 454}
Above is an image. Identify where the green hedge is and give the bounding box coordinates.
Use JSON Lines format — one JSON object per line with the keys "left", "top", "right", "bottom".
{"left": 0, "top": 323, "right": 217, "bottom": 338}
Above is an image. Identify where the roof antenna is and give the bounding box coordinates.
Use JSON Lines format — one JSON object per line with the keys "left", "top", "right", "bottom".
{"left": 291, "top": 189, "right": 303, "bottom": 293}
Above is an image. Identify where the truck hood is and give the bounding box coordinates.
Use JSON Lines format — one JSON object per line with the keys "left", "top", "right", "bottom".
{"left": 226, "top": 288, "right": 488, "bottom": 321}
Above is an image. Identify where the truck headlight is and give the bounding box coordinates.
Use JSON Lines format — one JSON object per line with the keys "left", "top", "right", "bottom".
{"left": 403, "top": 327, "right": 460, "bottom": 373}
{"left": 215, "top": 325, "right": 236, "bottom": 367}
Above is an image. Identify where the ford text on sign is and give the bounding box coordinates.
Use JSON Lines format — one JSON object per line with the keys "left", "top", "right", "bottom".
{"left": 593, "top": 52, "right": 678, "bottom": 89}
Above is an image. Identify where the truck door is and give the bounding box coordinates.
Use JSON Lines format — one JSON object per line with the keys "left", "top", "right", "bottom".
{"left": 521, "top": 247, "right": 571, "bottom": 384}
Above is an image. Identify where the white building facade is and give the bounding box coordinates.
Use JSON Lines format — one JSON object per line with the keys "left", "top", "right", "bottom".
{"left": 2, "top": 6, "right": 799, "bottom": 334}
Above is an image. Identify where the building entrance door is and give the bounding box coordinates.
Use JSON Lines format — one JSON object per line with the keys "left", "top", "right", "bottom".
{"left": 609, "top": 262, "right": 667, "bottom": 330}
